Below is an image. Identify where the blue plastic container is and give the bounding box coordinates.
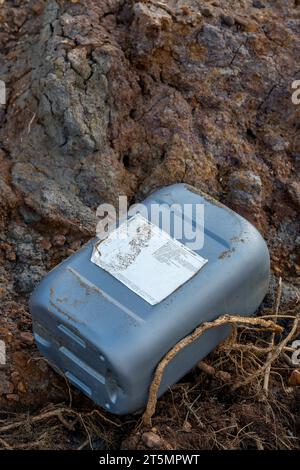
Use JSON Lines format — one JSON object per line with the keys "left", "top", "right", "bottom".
{"left": 29, "top": 184, "right": 270, "bottom": 414}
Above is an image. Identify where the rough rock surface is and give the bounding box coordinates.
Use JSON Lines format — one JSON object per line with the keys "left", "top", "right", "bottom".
{"left": 0, "top": 0, "right": 299, "bottom": 450}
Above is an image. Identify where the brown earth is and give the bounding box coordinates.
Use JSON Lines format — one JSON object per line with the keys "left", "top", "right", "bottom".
{"left": 0, "top": 0, "right": 299, "bottom": 450}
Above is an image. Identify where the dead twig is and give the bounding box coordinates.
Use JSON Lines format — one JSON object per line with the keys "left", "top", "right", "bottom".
{"left": 233, "top": 314, "right": 299, "bottom": 391}
{"left": 0, "top": 436, "right": 13, "bottom": 450}
{"left": 142, "top": 314, "right": 282, "bottom": 426}
{"left": 263, "top": 277, "right": 282, "bottom": 395}
{"left": 222, "top": 343, "right": 295, "bottom": 356}
{"left": 79, "top": 414, "right": 93, "bottom": 450}
{"left": 0, "top": 408, "right": 78, "bottom": 434}
{"left": 57, "top": 412, "right": 77, "bottom": 431}
{"left": 87, "top": 409, "right": 121, "bottom": 428}
{"left": 77, "top": 438, "right": 90, "bottom": 450}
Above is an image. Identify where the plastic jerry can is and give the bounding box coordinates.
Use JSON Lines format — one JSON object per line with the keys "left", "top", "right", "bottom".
{"left": 29, "top": 184, "right": 270, "bottom": 414}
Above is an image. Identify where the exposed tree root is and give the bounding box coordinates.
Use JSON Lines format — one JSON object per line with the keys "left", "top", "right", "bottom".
{"left": 232, "top": 314, "right": 299, "bottom": 391}
{"left": 263, "top": 277, "right": 282, "bottom": 395}
{"left": 142, "top": 314, "right": 283, "bottom": 426}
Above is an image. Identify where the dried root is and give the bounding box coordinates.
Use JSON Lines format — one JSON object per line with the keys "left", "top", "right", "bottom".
{"left": 0, "top": 405, "right": 121, "bottom": 450}
{"left": 263, "top": 277, "right": 282, "bottom": 395}
{"left": 142, "top": 314, "right": 283, "bottom": 426}
{"left": 232, "top": 314, "right": 299, "bottom": 391}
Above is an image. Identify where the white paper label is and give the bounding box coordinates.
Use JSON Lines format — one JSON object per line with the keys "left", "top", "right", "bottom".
{"left": 91, "top": 214, "right": 207, "bottom": 305}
